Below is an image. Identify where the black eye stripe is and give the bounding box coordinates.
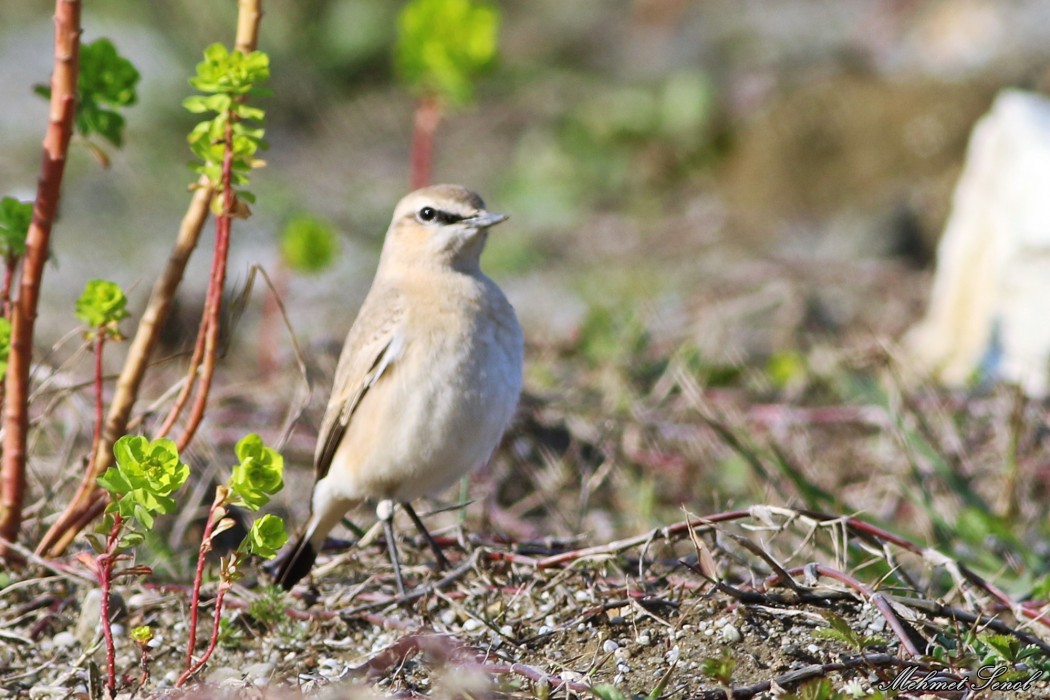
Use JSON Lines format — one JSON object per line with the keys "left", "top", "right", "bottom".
{"left": 417, "top": 207, "right": 465, "bottom": 225}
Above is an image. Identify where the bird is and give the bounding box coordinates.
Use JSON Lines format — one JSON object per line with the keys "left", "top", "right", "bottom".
{"left": 275, "top": 184, "right": 524, "bottom": 594}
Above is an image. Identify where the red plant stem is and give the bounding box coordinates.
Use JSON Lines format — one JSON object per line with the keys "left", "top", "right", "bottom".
{"left": 177, "top": 581, "right": 230, "bottom": 687}
{"left": 173, "top": 117, "right": 235, "bottom": 452}
{"left": 155, "top": 297, "right": 210, "bottom": 439}
{"left": 184, "top": 489, "right": 225, "bottom": 668}
{"left": 409, "top": 94, "right": 442, "bottom": 190}
{"left": 97, "top": 513, "right": 123, "bottom": 696}
{"left": 0, "top": 0, "right": 81, "bottom": 560}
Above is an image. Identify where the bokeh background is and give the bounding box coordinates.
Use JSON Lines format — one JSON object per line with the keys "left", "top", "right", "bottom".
{"left": 4, "top": 0, "right": 1050, "bottom": 554}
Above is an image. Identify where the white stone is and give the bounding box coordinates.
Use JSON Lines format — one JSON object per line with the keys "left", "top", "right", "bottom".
{"left": 907, "top": 89, "right": 1050, "bottom": 395}
{"left": 720, "top": 624, "right": 742, "bottom": 644}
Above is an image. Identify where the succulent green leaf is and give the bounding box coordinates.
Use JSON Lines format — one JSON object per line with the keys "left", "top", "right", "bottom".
{"left": 243, "top": 514, "right": 288, "bottom": 559}
{"left": 280, "top": 216, "right": 338, "bottom": 274}
{"left": 229, "top": 434, "right": 284, "bottom": 511}
{"left": 395, "top": 0, "right": 500, "bottom": 106}
{"left": 184, "top": 43, "right": 269, "bottom": 193}
{"left": 52, "top": 38, "right": 142, "bottom": 147}
{"left": 99, "top": 436, "right": 190, "bottom": 529}
{"left": 130, "top": 625, "right": 153, "bottom": 644}
{"left": 75, "top": 279, "right": 129, "bottom": 334}
{"left": 0, "top": 197, "right": 31, "bottom": 259}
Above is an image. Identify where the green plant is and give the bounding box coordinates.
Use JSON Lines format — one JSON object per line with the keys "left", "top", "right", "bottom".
{"left": 395, "top": 0, "right": 501, "bottom": 187}
{"left": 35, "top": 10, "right": 269, "bottom": 559}
{"left": 72, "top": 281, "right": 132, "bottom": 530}
{"left": 0, "top": 198, "right": 31, "bottom": 302}
{"left": 280, "top": 215, "right": 338, "bottom": 274}
{"left": 157, "top": 42, "right": 270, "bottom": 450}
{"left": 34, "top": 37, "right": 139, "bottom": 152}
{"left": 700, "top": 649, "right": 736, "bottom": 687}
{"left": 247, "top": 584, "right": 288, "bottom": 629}
{"left": 177, "top": 434, "right": 287, "bottom": 687}
{"left": 184, "top": 43, "right": 269, "bottom": 209}
{"left": 76, "top": 279, "right": 129, "bottom": 338}
{"left": 810, "top": 613, "right": 882, "bottom": 652}
{"left": 130, "top": 625, "right": 154, "bottom": 687}
{"left": 91, "top": 435, "right": 190, "bottom": 695}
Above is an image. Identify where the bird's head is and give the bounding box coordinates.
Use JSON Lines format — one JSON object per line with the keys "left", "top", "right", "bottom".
{"left": 380, "top": 184, "right": 508, "bottom": 274}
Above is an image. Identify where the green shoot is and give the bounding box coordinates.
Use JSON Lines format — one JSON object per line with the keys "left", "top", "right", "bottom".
{"left": 183, "top": 43, "right": 269, "bottom": 210}
{"left": 75, "top": 279, "right": 129, "bottom": 339}
{"left": 179, "top": 434, "right": 287, "bottom": 687}
{"left": 811, "top": 612, "right": 882, "bottom": 652}
{"left": 92, "top": 435, "right": 190, "bottom": 696}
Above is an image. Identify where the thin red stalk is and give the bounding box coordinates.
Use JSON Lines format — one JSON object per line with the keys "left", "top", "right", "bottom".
{"left": 177, "top": 581, "right": 229, "bottom": 687}
{"left": 184, "top": 490, "right": 225, "bottom": 668}
{"left": 0, "top": 0, "right": 80, "bottom": 560}
{"left": 155, "top": 296, "right": 210, "bottom": 439}
{"left": 97, "top": 513, "right": 123, "bottom": 696}
{"left": 175, "top": 117, "right": 235, "bottom": 452}
{"left": 409, "top": 94, "right": 441, "bottom": 189}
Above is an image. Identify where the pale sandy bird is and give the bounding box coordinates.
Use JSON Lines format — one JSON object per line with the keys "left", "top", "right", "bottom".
{"left": 275, "top": 184, "right": 524, "bottom": 593}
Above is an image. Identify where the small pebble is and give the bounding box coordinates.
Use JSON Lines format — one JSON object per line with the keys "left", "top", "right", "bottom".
{"left": 52, "top": 631, "right": 77, "bottom": 649}
{"left": 499, "top": 625, "right": 514, "bottom": 637}
{"left": 439, "top": 609, "right": 457, "bottom": 626}
{"left": 720, "top": 624, "right": 742, "bottom": 644}
{"left": 576, "top": 623, "right": 586, "bottom": 633}
{"left": 807, "top": 644, "right": 819, "bottom": 654}
{"left": 162, "top": 671, "right": 178, "bottom": 686}
{"left": 463, "top": 618, "right": 480, "bottom": 632}
{"left": 665, "top": 646, "right": 681, "bottom": 665}
{"left": 574, "top": 590, "right": 590, "bottom": 602}
{"left": 614, "top": 648, "right": 630, "bottom": 661}
{"left": 636, "top": 633, "right": 651, "bottom": 646}
{"left": 560, "top": 671, "right": 581, "bottom": 683}
{"left": 205, "top": 667, "right": 241, "bottom": 685}
{"left": 244, "top": 661, "right": 274, "bottom": 682}
{"left": 602, "top": 640, "right": 620, "bottom": 653}
{"left": 538, "top": 625, "right": 553, "bottom": 635}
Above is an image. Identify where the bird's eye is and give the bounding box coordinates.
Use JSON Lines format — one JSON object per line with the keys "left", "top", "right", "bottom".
{"left": 418, "top": 206, "right": 436, "bottom": 222}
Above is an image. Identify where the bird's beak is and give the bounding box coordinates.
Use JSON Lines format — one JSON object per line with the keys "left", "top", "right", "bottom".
{"left": 468, "top": 211, "right": 509, "bottom": 228}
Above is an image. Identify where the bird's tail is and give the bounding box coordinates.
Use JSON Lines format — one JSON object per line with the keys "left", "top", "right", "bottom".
{"left": 274, "top": 529, "right": 318, "bottom": 590}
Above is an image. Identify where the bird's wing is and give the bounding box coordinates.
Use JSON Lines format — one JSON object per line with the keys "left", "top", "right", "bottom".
{"left": 313, "top": 288, "right": 405, "bottom": 483}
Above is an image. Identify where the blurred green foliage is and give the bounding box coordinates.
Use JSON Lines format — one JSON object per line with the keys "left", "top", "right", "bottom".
{"left": 0, "top": 198, "right": 31, "bottom": 260}
{"left": 0, "top": 318, "right": 11, "bottom": 376}
{"left": 35, "top": 38, "right": 140, "bottom": 147}
{"left": 395, "top": 0, "right": 500, "bottom": 106}
{"left": 75, "top": 279, "right": 129, "bottom": 337}
{"left": 280, "top": 215, "right": 338, "bottom": 274}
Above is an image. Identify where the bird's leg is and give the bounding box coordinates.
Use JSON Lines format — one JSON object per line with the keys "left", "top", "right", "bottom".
{"left": 376, "top": 499, "right": 406, "bottom": 597}
{"left": 401, "top": 501, "right": 450, "bottom": 570}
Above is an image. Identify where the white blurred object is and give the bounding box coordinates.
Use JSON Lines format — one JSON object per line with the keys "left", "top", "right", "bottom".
{"left": 906, "top": 89, "right": 1050, "bottom": 395}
